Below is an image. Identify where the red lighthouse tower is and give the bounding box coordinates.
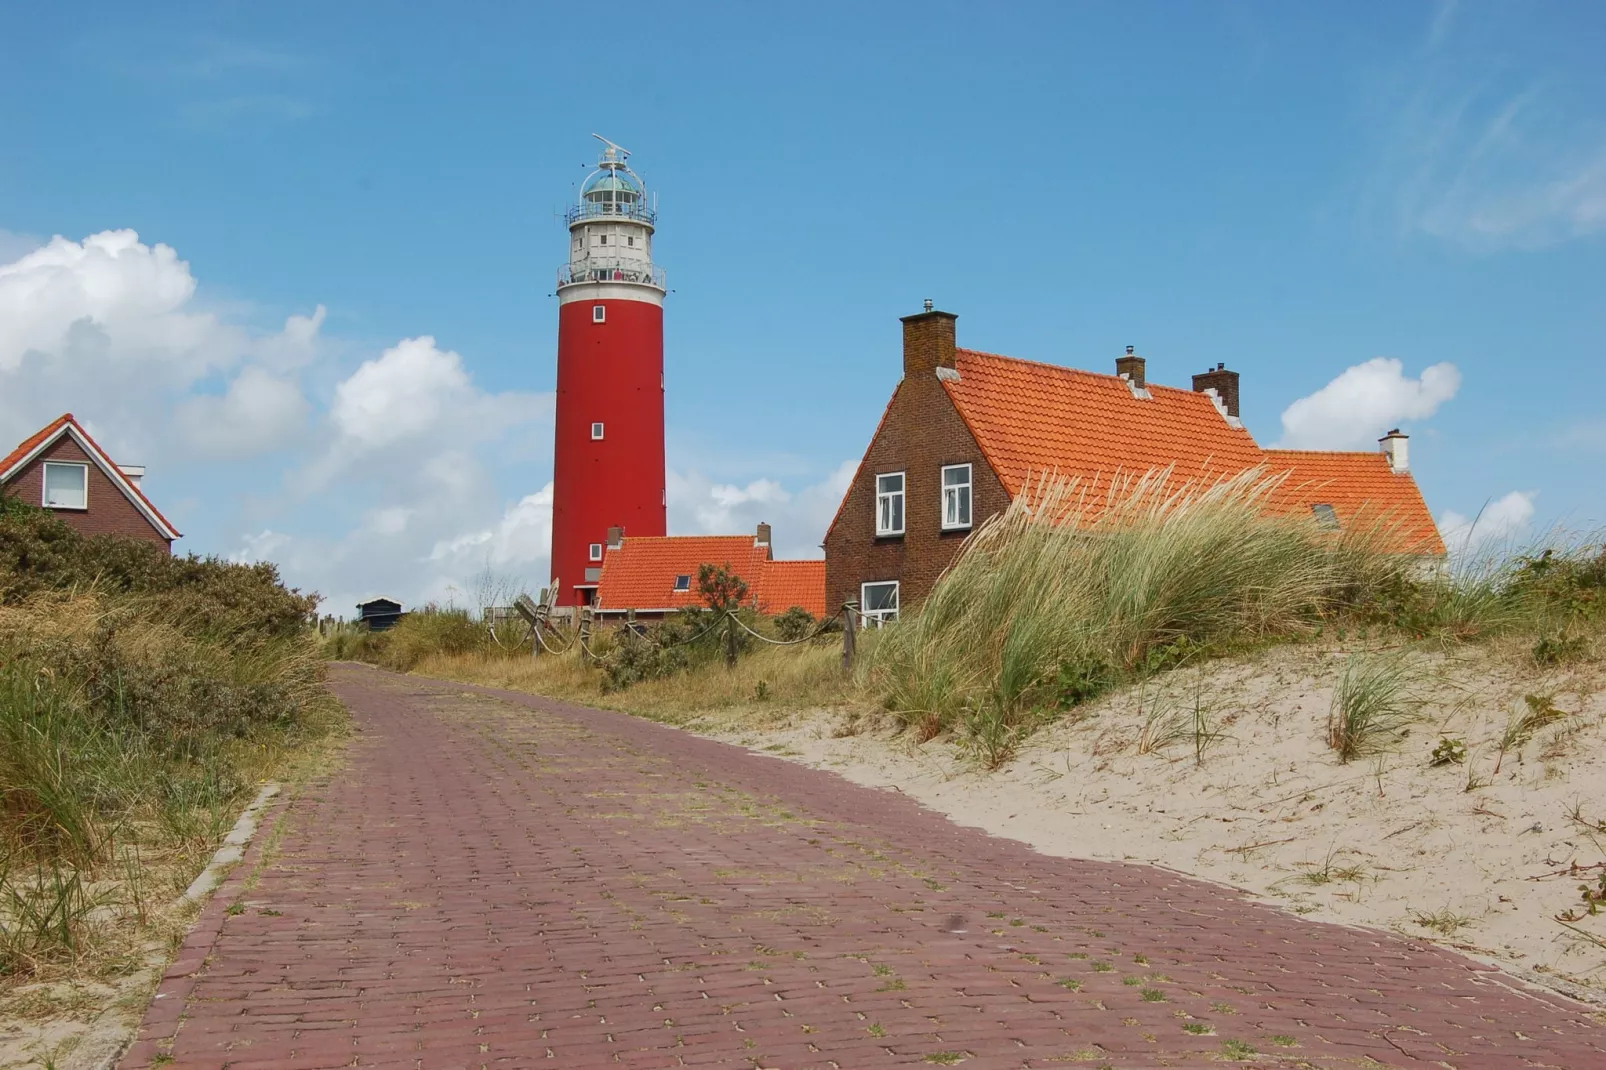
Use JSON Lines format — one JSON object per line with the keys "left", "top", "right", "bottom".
{"left": 551, "top": 136, "right": 667, "bottom": 607}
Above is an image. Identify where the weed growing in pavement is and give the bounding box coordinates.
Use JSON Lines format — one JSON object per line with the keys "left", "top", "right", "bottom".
{"left": 1182, "top": 1022, "right": 1213, "bottom": 1035}
{"left": 1220, "top": 1039, "right": 1258, "bottom": 1059}
{"left": 1140, "top": 988, "right": 1166, "bottom": 1002}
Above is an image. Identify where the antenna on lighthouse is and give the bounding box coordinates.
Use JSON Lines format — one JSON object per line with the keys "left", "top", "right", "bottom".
{"left": 591, "top": 133, "right": 632, "bottom": 165}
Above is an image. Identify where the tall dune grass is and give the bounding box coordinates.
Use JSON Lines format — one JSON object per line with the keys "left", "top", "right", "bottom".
{"left": 871, "top": 470, "right": 1408, "bottom": 763}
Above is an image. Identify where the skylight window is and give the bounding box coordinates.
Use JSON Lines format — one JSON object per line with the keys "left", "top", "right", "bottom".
{"left": 673, "top": 574, "right": 691, "bottom": 592}
{"left": 1311, "top": 503, "right": 1340, "bottom": 530}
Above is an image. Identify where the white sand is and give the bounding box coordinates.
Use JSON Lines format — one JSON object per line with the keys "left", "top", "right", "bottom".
{"left": 714, "top": 643, "right": 1606, "bottom": 1001}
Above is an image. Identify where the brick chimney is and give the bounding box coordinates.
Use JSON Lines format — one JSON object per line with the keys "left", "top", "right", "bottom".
{"left": 755, "top": 521, "right": 772, "bottom": 553}
{"left": 605, "top": 525, "right": 624, "bottom": 550}
{"left": 1192, "top": 362, "right": 1241, "bottom": 418}
{"left": 1115, "top": 345, "right": 1145, "bottom": 389}
{"left": 901, "top": 304, "right": 957, "bottom": 378}
{"left": 1379, "top": 429, "right": 1409, "bottom": 473}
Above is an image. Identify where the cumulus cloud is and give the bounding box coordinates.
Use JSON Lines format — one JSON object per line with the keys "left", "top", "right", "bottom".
{"left": 1438, "top": 490, "right": 1537, "bottom": 554}
{"left": 667, "top": 460, "right": 856, "bottom": 560}
{"left": 429, "top": 484, "right": 554, "bottom": 570}
{"left": 1278, "top": 358, "right": 1461, "bottom": 450}
{"left": 0, "top": 229, "right": 324, "bottom": 459}
{"left": 178, "top": 366, "right": 309, "bottom": 457}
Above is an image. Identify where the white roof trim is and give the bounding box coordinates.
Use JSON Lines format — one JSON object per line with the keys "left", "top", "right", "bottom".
{"left": 1, "top": 421, "right": 180, "bottom": 541}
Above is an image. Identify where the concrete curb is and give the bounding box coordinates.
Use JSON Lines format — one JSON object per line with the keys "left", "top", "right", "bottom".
{"left": 80, "top": 782, "right": 286, "bottom": 1070}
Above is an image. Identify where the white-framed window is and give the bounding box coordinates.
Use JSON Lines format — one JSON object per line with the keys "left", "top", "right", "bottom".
{"left": 588, "top": 543, "right": 603, "bottom": 562}
{"left": 42, "top": 462, "right": 88, "bottom": 510}
{"left": 591, "top": 422, "right": 605, "bottom": 440}
{"left": 860, "top": 581, "right": 900, "bottom": 626}
{"left": 673, "top": 574, "right": 691, "bottom": 592}
{"left": 592, "top": 304, "right": 606, "bottom": 323}
{"left": 875, "top": 472, "right": 905, "bottom": 536}
{"left": 941, "top": 463, "right": 972, "bottom": 530}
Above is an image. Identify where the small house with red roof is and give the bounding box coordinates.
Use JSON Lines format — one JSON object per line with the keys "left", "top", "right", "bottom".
{"left": 824, "top": 307, "right": 1443, "bottom": 622}
{"left": 0, "top": 414, "right": 180, "bottom": 550}
{"left": 593, "top": 522, "right": 826, "bottom": 620}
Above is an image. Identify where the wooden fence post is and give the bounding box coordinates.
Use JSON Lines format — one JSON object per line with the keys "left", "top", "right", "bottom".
{"left": 841, "top": 601, "right": 858, "bottom": 673}
{"left": 579, "top": 607, "right": 594, "bottom": 666}
{"left": 724, "top": 611, "right": 739, "bottom": 668}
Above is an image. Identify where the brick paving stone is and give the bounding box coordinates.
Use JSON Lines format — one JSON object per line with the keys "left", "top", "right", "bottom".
{"left": 124, "top": 665, "right": 1606, "bottom": 1069}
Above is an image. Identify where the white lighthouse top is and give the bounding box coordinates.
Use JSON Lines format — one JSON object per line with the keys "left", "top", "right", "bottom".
{"left": 557, "top": 135, "right": 665, "bottom": 301}
{"left": 568, "top": 135, "right": 656, "bottom": 226}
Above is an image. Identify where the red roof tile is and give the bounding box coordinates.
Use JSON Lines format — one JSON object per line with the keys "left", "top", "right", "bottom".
{"left": 943, "top": 350, "right": 1266, "bottom": 501}
{"left": 595, "top": 535, "right": 826, "bottom": 617}
{"left": 1263, "top": 449, "right": 1445, "bottom": 555}
{"left": 596, "top": 536, "right": 770, "bottom": 613}
{"left": 755, "top": 560, "right": 827, "bottom": 618}
{"left": 0, "top": 413, "right": 181, "bottom": 540}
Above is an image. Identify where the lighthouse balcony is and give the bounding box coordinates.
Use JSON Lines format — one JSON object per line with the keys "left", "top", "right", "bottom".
{"left": 565, "top": 201, "right": 657, "bottom": 226}
{"left": 558, "top": 260, "right": 667, "bottom": 290}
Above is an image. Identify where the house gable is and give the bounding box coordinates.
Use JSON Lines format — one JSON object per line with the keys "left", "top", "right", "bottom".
{"left": 823, "top": 366, "right": 1009, "bottom": 614}
{"left": 0, "top": 415, "right": 179, "bottom": 548}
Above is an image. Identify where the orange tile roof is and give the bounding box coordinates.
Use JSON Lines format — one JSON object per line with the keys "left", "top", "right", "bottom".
{"left": 943, "top": 350, "right": 1266, "bottom": 500}
{"left": 755, "top": 559, "right": 827, "bottom": 618}
{"left": 595, "top": 535, "right": 827, "bottom": 617}
{"left": 0, "top": 413, "right": 181, "bottom": 540}
{"left": 1263, "top": 450, "right": 1445, "bottom": 555}
{"left": 0, "top": 413, "right": 74, "bottom": 476}
{"left": 595, "top": 536, "right": 770, "bottom": 612}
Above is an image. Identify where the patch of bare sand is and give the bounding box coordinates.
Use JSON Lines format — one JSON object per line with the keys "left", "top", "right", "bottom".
{"left": 714, "top": 644, "right": 1606, "bottom": 1001}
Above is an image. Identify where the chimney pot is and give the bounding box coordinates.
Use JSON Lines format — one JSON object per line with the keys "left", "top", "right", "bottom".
{"left": 1191, "top": 364, "right": 1241, "bottom": 418}
{"left": 922, "top": 298, "right": 933, "bottom": 312}
{"left": 900, "top": 306, "right": 958, "bottom": 377}
{"left": 1115, "top": 346, "right": 1146, "bottom": 389}
{"left": 1379, "top": 429, "right": 1409, "bottom": 472}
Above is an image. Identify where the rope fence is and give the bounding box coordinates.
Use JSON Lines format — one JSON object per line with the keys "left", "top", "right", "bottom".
{"left": 528, "top": 601, "right": 863, "bottom": 670}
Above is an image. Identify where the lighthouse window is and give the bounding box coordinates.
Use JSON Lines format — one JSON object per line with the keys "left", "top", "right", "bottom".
{"left": 598, "top": 234, "right": 608, "bottom": 245}
{"left": 627, "top": 236, "right": 634, "bottom": 247}
{"left": 589, "top": 543, "right": 603, "bottom": 562}
{"left": 591, "top": 422, "right": 605, "bottom": 440}
{"left": 592, "top": 305, "right": 606, "bottom": 323}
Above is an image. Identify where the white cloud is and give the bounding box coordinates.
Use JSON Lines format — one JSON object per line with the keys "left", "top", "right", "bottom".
{"left": 667, "top": 460, "right": 855, "bottom": 559}
{"left": 1370, "top": 9, "right": 1606, "bottom": 249}
{"left": 1438, "top": 490, "right": 1537, "bottom": 554}
{"left": 1278, "top": 358, "right": 1461, "bottom": 450}
{"left": 178, "top": 366, "right": 309, "bottom": 457}
{"left": 429, "top": 484, "right": 553, "bottom": 569}
{"left": 332, "top": 336, "right": 473, "bottom": 448}
{"left": 0, "top": 229, "right": 324, "bottom": 461}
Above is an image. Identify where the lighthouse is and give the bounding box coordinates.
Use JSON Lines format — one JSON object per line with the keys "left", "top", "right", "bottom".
{"left": 551, "top": 136, "right": 667, "bottom": 607}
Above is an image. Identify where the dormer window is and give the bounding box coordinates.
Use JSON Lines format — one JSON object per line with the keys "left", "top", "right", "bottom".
{"left": 42, "top": 462, "right": 88, "bottom": 510}
{"left": 1311, "top": 503, "right": 1340, "bottom": 530}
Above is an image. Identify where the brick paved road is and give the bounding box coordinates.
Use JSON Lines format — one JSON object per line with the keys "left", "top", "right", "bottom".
{"left": 124, "top": 665, "right": 1605, "bottom": 1069}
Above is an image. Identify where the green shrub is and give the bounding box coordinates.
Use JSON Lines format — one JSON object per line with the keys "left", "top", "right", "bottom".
{"left": 774, "top": 606, "right": 816, "bottom": 642}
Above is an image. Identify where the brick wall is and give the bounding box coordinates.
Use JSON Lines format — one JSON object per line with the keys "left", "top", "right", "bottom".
{"left": 3, "top": 437, "right": 172, "bottom": 550}
{"left": 824, "top": 313, "right": 1009, "bottom": 615}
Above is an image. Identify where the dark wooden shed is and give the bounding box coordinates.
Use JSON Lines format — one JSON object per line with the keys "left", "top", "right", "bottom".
{"left": 357, "top": 597, "right": 405, "bottom": 632}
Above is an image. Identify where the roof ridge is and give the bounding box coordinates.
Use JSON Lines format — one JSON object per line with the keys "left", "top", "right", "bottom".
{"left": 956, "top": 348, "right": 1224, "bottom": 401}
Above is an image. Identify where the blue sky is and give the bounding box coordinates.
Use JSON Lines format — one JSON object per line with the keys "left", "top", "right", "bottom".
{"left": 2, "top": 1, "right": 1602, "bottom": 612}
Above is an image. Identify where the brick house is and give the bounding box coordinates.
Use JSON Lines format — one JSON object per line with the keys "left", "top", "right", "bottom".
{"left": 0, "top": 413, "right": 180, "bottom": 550}
{"left": 594, "top": 522, "right": 826, "bottom": 620}
{"left": 823, "top": 308, "right": 1443, "bottom": 622}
